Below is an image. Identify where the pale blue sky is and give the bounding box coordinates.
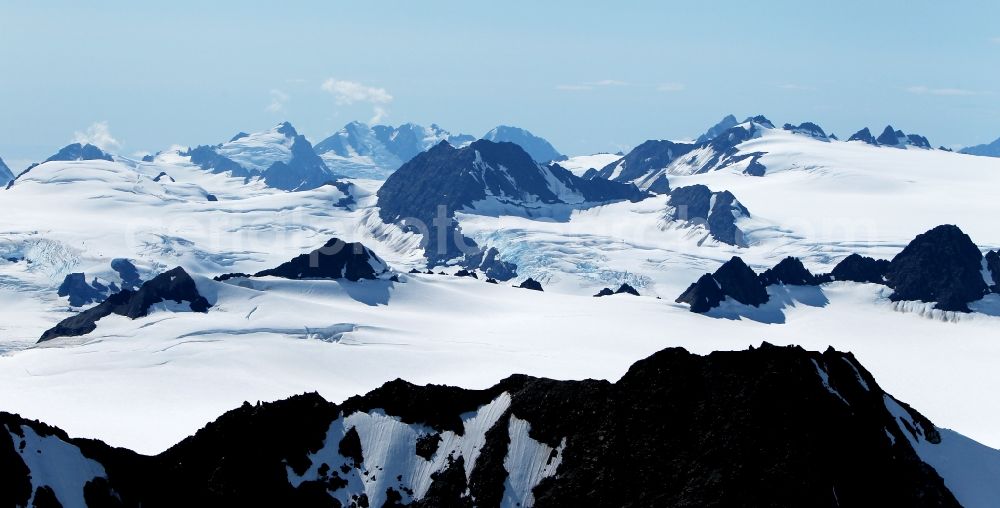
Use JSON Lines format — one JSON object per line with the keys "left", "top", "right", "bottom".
{"left": 1, "top": 0, "right": 998, "bottom": 168}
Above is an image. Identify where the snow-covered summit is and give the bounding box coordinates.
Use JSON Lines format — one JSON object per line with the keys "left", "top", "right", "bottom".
{"left": 314, "top": 121, "right": 474, "bottom": 179}
{"left": 173, "top": 122, "right": 339, "bottom": 191}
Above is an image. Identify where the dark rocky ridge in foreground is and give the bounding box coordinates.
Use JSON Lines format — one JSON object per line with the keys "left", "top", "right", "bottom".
{"left": 0, "top": 344, "right": 961, "bottom": 507}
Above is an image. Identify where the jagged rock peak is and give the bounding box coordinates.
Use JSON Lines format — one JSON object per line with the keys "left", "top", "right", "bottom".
{"left": 885, "top": 224, "right": 988, "bottom": 312}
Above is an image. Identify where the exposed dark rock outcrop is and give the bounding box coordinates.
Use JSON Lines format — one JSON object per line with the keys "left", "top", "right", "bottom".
{"left": 849, "top": 126, "right": 931, "bottom": 149}
{"left": 667, "top": 184, "right": 750, "bottom": 246}
{"left": 184, "top": 145, "right": 250, "bottom": 178}
{"left": 615, "top": 283, "right": 640, "bottom": 296}
{"left": 594, "top": 116, "right": 771, "bottom": 191}
{"left": 712, "top": 256, "right": 769, "bottom": 306}
{"left": 885, "top": 225, "right": 989, "bottom": 312}
{"left": 39, "top": 267, "right": 210, "bottom": 342}
{"left": 0, "top": 345, "right": 964, "bottom": 507}
{"left": 677, "top": 257, "right": 769, "bottom": 312}
{"left": 57, "top": 273, "right": 110, "bottom": 307}
{"left": 877, "top": 125, "right": 906, "bottom": 146}
{"left": 848, "top": 127, "right": 878, "bottom": 145}
{"left": 249, "top": 238, "right": 389, "bottom": 282}
{"left": 830, "top": 254, "right": 890, "bottom": 284}
{"left": 464, "top": 247, "right": 517, "bottom": 281}
{"left": 675, "top": 274, "right": 726, "bottom": 313}
{"left": 112, "top": 258, "right": 142, "bottom": 290}
{"left": 696, "top": 114, "right": 739, "bottom": 143}
{"left": 516, "top": 278, "right": 543, "bottom": 291}
{"left": 783, "top": 122, "right": 828, "bottom": 140}
{"left": 907, "top": 134, "right": 931, "bottom": 148}
{"left": 986, "top": 250, "right": 1000, "bottom": 292}
{"left": 595, "top": 283, "right": 640, "bottom": 297}
{"left": 759, "top": 257, "right": 820, "bottom": 286}
{"left": 376, "top": 140, "right": 642, "bottom": 263}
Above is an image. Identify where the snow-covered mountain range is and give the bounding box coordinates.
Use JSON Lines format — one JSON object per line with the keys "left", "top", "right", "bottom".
{"left": 312, "top": 122, "right": 565, "bottom": 179}
{"left": 314, "top": 122, "right": 475, "bottom": 180}
{"left": 2, "top": 112, "right": 1000, "bottom": 506}
{"left": 148, "top": 122, "right": 342, "bottom": 191}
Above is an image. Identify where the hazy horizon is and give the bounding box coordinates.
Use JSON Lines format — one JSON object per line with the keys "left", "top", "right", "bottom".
{"left": 2, "top": 0, "right": 999, "bottom": 168}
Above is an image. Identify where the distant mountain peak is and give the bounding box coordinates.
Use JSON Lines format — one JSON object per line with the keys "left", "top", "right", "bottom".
{"left": 183, "top": 123, "right": 339, "bottom": 191}
{"left": 960, "top": 136, "right": 1000, "bottom": 158}
{"left": 697, "top": 114, "right": 740, "bottom": 143}
{"left": 46, "top": 143, "right": 114, "bottom": 163}
{"left": 376, "top": 138, "right": 642, "bottom": 263}
{"left": 0, "top": 156, "right": 13, "bottom": 185}
{"left": 783, "top": 122, "right": 828, "bottom": 140}
{"left": 314, "top": 121, "right": 474, "bottom": 179}
{"left": 482, "top": 125, "right": 565, "bottom": 163}
{"left": 275, "top": 121, "right": 298, "bottom": 137}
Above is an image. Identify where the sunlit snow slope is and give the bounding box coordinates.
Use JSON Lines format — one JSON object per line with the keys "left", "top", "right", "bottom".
{"left": 0, "top": 124, "right": 998, "bottom": 465}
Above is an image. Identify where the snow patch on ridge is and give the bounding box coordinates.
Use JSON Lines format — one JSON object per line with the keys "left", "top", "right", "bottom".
{"left": 501, "top": 416, "right": 565, "bottom": 508}
{"left": 6, "top": 424, "right": 108, "bottom": 508}
{"left": 288, "top": 392, "right": 512, "bottom": 507}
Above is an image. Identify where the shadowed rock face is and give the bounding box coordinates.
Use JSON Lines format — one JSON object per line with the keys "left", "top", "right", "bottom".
{"left": 0, "top": 344, "right": 962, "bottom": 507}
{"left": 677, "top": 257, "right": 769, "bottom": 313}
{"left": 886, "top": 225, "right": 989, "bottom": 312}
{"left": 676, "top": 273, "right": 725, "bottom": 312}
{"left": 759, "top": 257, "right": 820, "bottom": 286}
{"left": 831, "top": 254, "right": 890, "bottom": 284}
{"left": 251, "top": 238, "right": 389, "bottom": 282}
{"left": 464, "top": 247, "right": 517, "bottom": 281}
{"left": 848, "top": 127, "right": 878, "bottom": 145}
{"left": 712, "top": 256, "right": 769, "bottom": 307}
{"left": 516, "top": 278, "right": 543, "bottom": 291}
{"left": 39, "top": 267, "right": 210, "bottom": 342}
{"left": 377, "top": 139, "right": 642, "bottom": 264}
{"left": 783, "top": 122, "right": 828, "bottom": 140}
{"left": 57, "top": 273, "right": 109, "bottom": 307}
{"left": 667, "top": 185, "right": 751, "bottom": 246}
{"left": 986, "top": 250, "right": 1000, "bottom": 292}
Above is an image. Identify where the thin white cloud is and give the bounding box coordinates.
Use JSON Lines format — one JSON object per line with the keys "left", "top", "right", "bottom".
{"left": 906, "top": 85, "right": 978, "bottom": 96}
{"left": 586, "top": 79, "right": 628, "bottom": 86}
{"left": 321, "top": 78, "right": 393, "bottom": 124}
{"left": 370, "top": 106, "right": 389, "bottom": 124}
{"left": 321, "top": 78, "right": 393, "bottom": 105}
{"left": 991, "top": 36, "right": 1000, "bottom": 44}
{"left": 73, "top": 121, "right": 121, "bottom": 151}
{"left": 657, "top": 82, "right": 685, "bottom": 92}
{"left": 266, "top": 89, "right": 290, "bottom": 113}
